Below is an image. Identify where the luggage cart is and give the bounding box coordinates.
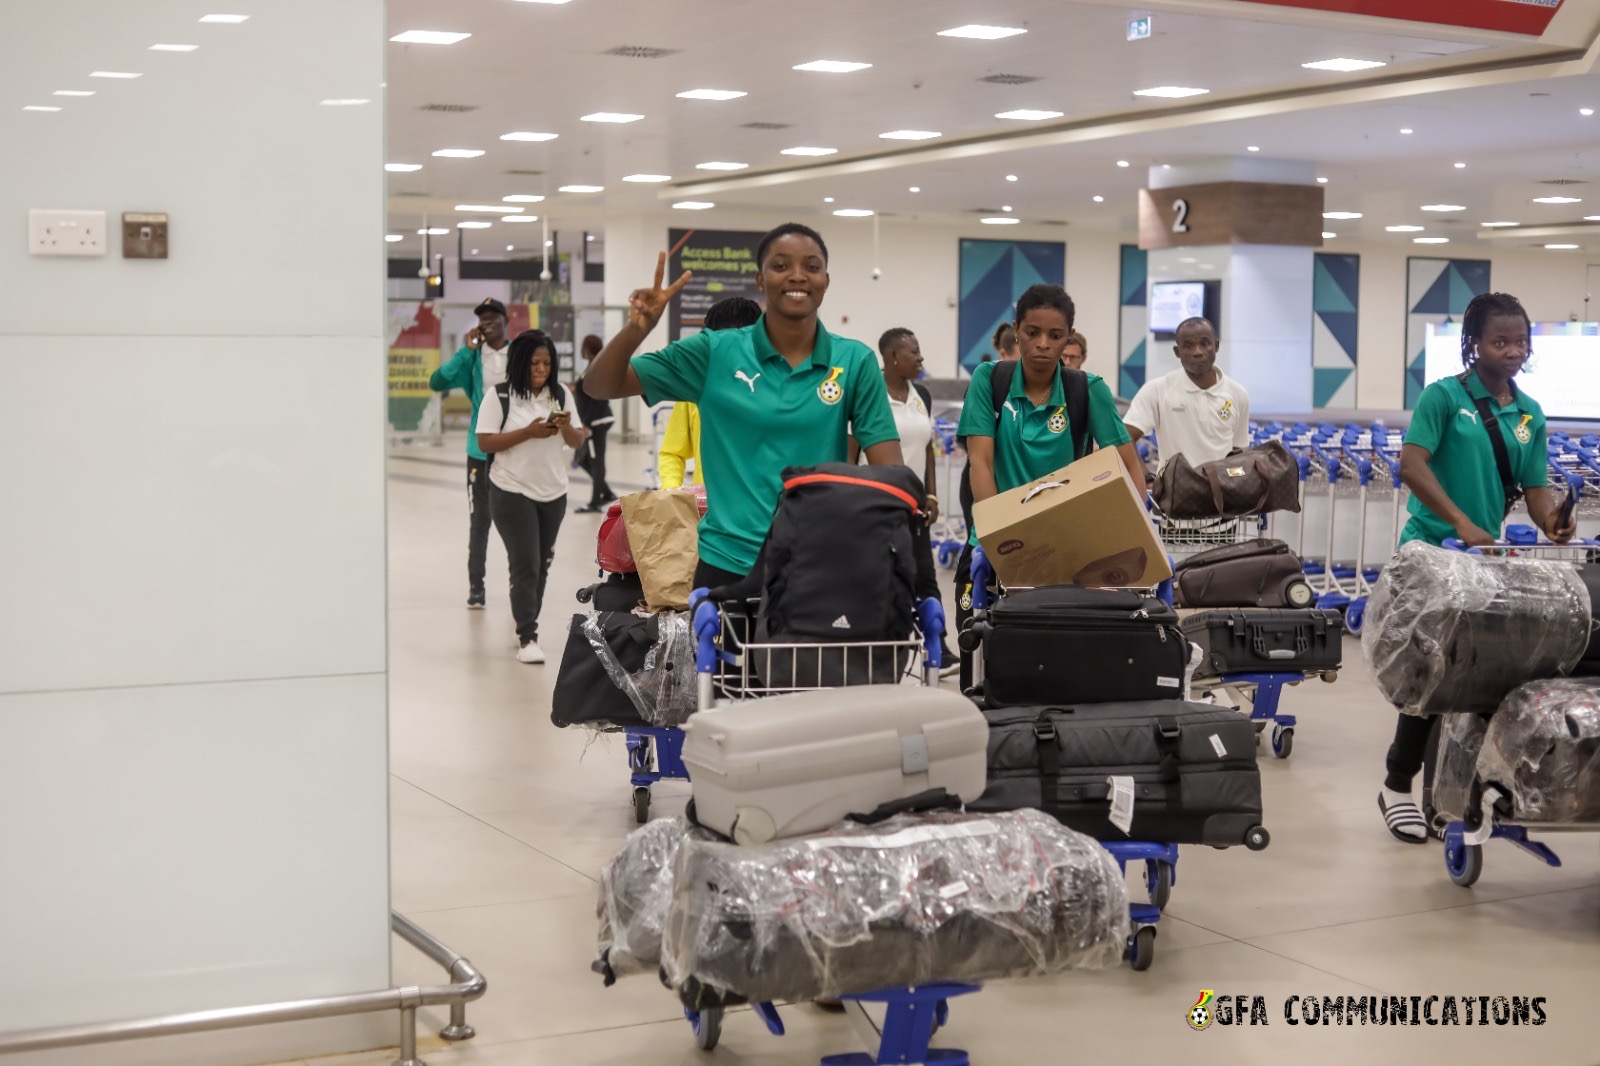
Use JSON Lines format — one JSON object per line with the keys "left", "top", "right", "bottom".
{"left": 1190, "top": 671, "right": 1334, "bottom": 759}
{"left": 1437, "top": 537, "right": 1600, "bottom": 887}
{"left": 930, "top": 417, "right": 967, "bottom": 569}
{"left": 680, "top": 591, "right": 976, "bottom": 1063}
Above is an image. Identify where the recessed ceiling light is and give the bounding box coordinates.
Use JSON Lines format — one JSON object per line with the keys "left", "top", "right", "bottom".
{"left": 53, "top": 90, "right": 94, "bottom": 96}
{"left": 1093, "top": 195, "right": 1105, "bottom": 203}
{"left": 1246, "top": 146, "right": 1260, "bottom": 152}
{"left": 909, "top": 186, "right": 921, "bottom": 192}
{"left": 385, "top": 163, "right": 423, "bottom": 172}
{"left": 1533, "top": 196, "right": 1582, "bottom": 204}
{"left": 1323, "top": 211, "right": 1362, "bottom": 220}
{"left": 502, "top": 215, "right": 539, "bottom": 223}
{"left": 499, "top": 131, "right": 558, "bottom": 141}
{"left": 511, "top": 0, "right": 574, "bottom": 4}
{"left": 1454, "top": 162, "right": 1467, "bottom": 169}
{"left": 559, "top": 184, "right": 604, "bottom": 193}
{"left": 1582, "top": 108, "right": 1595, "bottom": 116}
{"left": 457, "top": 221, "right": 492, "bottom": 229}
{"left": 1481, "top": 221, "right": 1520, "bottom": 227}
{"left": 793, "top": 60, "right": 872, "bottom": 73}
{"left": 89, "top": 71, "right": 141, "bottom": 78}
{"left": 696, "top": 161, "right": 748, "bottom": 170}
{"left": 673, "top": 201, "right": 716, "bottom": 210}
{"left": 622, "top": 174, "right": 671, "bottom": 183}
{"left": 1302, "top": 58, "right": 1386, "bottom": 72}
{"left": 456, "top": 204, "right": 523, "bottom": 213}
{"left": 417, "top": 228, "right": 450, "bottom": 235}
{"left": 1133, "top": 86, "right": 1209, "bottom": 98}
{"left": 1400, "top": 127, "right": 1413, "bottom": 134}
{"left": 1413, "top": 237, "right": 1450, "bottom": 244}
{"left": 1117, "top": 160, "right": 1130, "bottom": 168}
{"left": 385, "top": 234, "right": 404, "bottom": 243}
{"left": 150, "top": 44, "right": 198, "bottom": 51}
{"left": 586, "top": 235, "right": 594, "bottom": 241}
{"left": 823, "top": 197, "right": 835, "bottom": 203}
{"left": 471, "top": 249, "right": 479, "bottom": 255}
{"left": 1005, "top": 174, "right": 1019, "bottom": 182}
{"left": 676, "top": 89, "right": 746, "bottom": 101}
{"left": 502, "top": 194, "right": 545, "bottom": 202}
{"left": 1545, "top": 243, "right": 1580, "bottom": 249}
{"left": 198, "top": 14, "right": 249, "bottom": 23}
{"left": 995, "top": 109, "right": 1063, "bottom": 121}
{"left": 880, "top": 130, "right": 941, "bottom": 140}
{"left": 981, "top": 217, "right": 1021, "bottom": 225}
{"left": 1420, "top": 204, "right": 1465, "bottom": 212}
{"left": 833, "top": 208, "right": 875, "bottom": 217}
{"left": 22, "top": 105, "right": 62, "bottom": 112}
{"left": 938, "top": 24, "right": 1027, "bottom": 39}
{"left": 1002, "top": 205, "right": 1013, "bottom": 212}
{"left": 580, "top": 112, "right": 644, "bottom": 123}
{"left": 1322, "top": 231, "right": 1337, "bottom": 239}
{"left": 320, "top": 99, "right": 370, "bottom": 106}
{"left": 433, "top": 148, "right": 485, "bottom": 158}
{"left": 782, "top": 146, "right": 838, "bottom": 156}
{"left": 506, "top": 245, "right": 515, "bottom": 252}
{"left": 390, "top": 30, "right": 471, "bottom": 45}
{"left": 1386, "top": 225, "right": 1425, "bottom": 232}
{"left": 1317, "top": 177, "right": 1329, "bottom": 183}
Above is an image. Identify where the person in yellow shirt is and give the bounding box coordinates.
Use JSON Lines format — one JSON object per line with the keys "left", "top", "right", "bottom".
{"left": 658, "top": 296, "right": 763, "bottom": 489}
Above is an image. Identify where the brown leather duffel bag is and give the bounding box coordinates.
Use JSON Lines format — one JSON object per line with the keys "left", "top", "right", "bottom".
{"left": 1153, "top": 441, "right": 1301, "bottom": 519}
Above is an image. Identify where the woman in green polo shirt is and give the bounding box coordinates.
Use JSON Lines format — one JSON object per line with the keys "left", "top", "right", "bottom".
{"left": 584, "top": 222, "right": 904, "bottom": 587}
{"left": 1378, "top": 291, "right": 1575, "bottom": 844}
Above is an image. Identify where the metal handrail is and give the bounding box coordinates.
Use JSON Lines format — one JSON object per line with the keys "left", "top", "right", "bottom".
{"left": 0, "top": 913, "right": 486, "bottom": 1066}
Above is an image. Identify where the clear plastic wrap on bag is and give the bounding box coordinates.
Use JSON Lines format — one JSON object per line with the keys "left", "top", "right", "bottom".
{"left": 661, "top": 809, "right": 1130, "bottom": 1004}
{"left": 1361, "top": 542, "right": 1590, "bottom": 716}
{"left": 1431, "top": 714, "right": 1490, "bottom": 822}
{"left": 1476, "top": 679, "right": 1600, "bottom": 824}
{"left": 582, "top": 611, "right": 697, "bottom": 727}
{"left": 595, "top": 816, "right": 711, "bottom": 983}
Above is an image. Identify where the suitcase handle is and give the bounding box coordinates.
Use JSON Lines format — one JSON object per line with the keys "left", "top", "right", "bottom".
{"left": 847, "top": 787, "right": 962, "bottom": 825}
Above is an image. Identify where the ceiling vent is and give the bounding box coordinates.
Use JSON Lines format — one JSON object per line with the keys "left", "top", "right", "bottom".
{"left": 1539, "top": 178, "right": 1589, "bottom": 186}
{"left": 393, "top": 190, "right": 429, "bottom": 197}
{"left": 505, "top": 168, "right": 545, "bottom": 176}
{"left": 967, "top": 207, "right": 1005, "bottom": 214}
{"left": 604, "top": 45, "right": 680, "bottom": 59}
{"left": 978, "top": 73, "right": 1041, "bottom": 85}
{"left": 741, "top": 121, "right": 792, "bottom": 130}
{"left": 417, "top": 103, "right": 478, "bottom": 113}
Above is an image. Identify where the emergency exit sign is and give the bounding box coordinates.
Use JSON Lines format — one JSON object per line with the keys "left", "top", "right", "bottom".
{"left": 1127, "top": 15, "right": 1152, "bottom": 40}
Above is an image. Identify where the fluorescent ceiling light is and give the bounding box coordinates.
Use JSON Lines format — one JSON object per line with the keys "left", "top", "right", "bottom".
{"left": 1533, "top": 196, "right": 1582, "bottom": 204}
{"left": 150, "top": 44, "right": 198, "bottom": 51}
{"left": 1317, "top": 177, "right": 1329, "bottom": 183}
{"left": 781, "top": 146, "right": 837, "bottom": 156}
{"left": 53, "top": 90, "right": 94, "bottom": 96}
{"left": 1400, "top": 128, "right": 1413, "bottom": 134}
{"left": 823, "top": 197, "right": 834, "bottom": 203}
{"left": 1093, "top": 196, "right": 1105, "bottom": 203}
{"left": 1420, "top": 204, "right": 1464, "bottom": 212}
{"left": 909, "top": 186, "right": 921, "bottom": 192}
{"left": 385, "top": 234, "right": 404, "bottom": 243}
{"left": 457, "top": 221, "right": 493, "bottom": 229}
{"left": 90, "top": 71, "right": 141, "bottom": 78}
{"left": 512, "top": 0, "right": 574, "bottom": 4}
{"left": 1005, "top": 174, "right": 1019, "bottom": 182}
{"left": 22, "top": 105, "right": 62, "bottom": 112}
{"left": 456, "top": 204, "right": 523, "bottom": 213}
{"left": 1322, "top": 232, "right": 1337, "bottom": 239}
{"left": 390, "top": 30, "right": 471, "bottom": 45}
{"left": 938, "top": 24, "right": 1027, "bottom": 40}
{"left": 320, "top": 99, "right": 370, "bottom": 106}
{"left": 1546, "top": 243, "right": 1580, "bottom": 250}
{"left": 1116, "top": 160, "right": 1130, "bottom": 168}
{"left": 677, "top": 89, "right": 746, "bottom": 101}
{"left": 833, "top": 208, "right": 874, "bottom": 217}
{"left": 1481, "top": 221, "right": 1520, "bottom": 227}
{"left": 502, "top": 215, "right": 539, "bottom": 223}
{"left": 1246, "top": 145, "right": 1261, "bottom": 152}
{"left": 1413, "top": 237, "right": 1449, "bottom": 244}
{"left": 1586, "top": 215, "right": 1600, "bottom": 221}
{"left": 1002, "top": 205, "right": 1013, "bottom": 212}
{"left": 696, "top": 161, "right": 748, "bottom": 171}
{"left": 996, "top": 109, "right": 1063, "bottom": 121}
{"left": 500, "top": 131, "right": 558, "bottom": 141}
{"left": 417, "top": 228, "right": 449, "bottom": 235}
{"left": 1133, "top": 86, "right": 1209, "bottom": 98}
{"left": 880, "top": 130, "right": 940, "bottom": 140}
{"left": 199, "top": 14, "right": 249, "bottom": 23}
{"left": 432, "top": 148, "right": 485, "bottom": 158}
{"left": 1386, "top": 225, "right": 1425, "bottom": 232}
{"left": 1581, "top": 108, "right": 1594, "bottom": 116}
{"left": 1302, "top": 58, "right": 1386, "bottom": 72}
{"left": 559, "top": 184, "right": 604, "bottom": 192}
{"left": 502, "top": 194, "right": 545, "bottom": 202}
{"left": 1323, "top": 211, "right": 1362, "bottom": 220}
{"left": 580, "top": 112, "right": 644, "bottom": 123}
{"left": 1454, "top": 162, "right": 1467, "bottom": 169}
{"left": 385, "top": 163, "right": 423, "bottom": 172}
{"left": 673, "top": 201, "right": 716, "bottom": 210}
{"left": 793, "top": 60, "right": 872, "bottom": 73}
{"left": 622, "top": 174, "right": 671, "bottom": 183}
{"left": 981, "top": 217, "right": 1021, "bottom": 225}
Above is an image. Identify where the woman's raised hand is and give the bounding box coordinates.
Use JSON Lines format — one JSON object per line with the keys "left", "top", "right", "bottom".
{"left": 628, "top": 251, "right": 692, "bottom": 333}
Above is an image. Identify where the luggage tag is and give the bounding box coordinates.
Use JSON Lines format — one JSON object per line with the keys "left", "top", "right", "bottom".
{"left": 1209, "top": 734, "right": 1228, "bottom": 758}
{"left": 1107, "top": 775, "right": 1136, "bottom": 834}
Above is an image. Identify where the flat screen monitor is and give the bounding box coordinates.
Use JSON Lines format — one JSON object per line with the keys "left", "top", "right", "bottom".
{"left": 1424, "top": 321, "right": 1600, "bottom": 421}
{"left": 1149, "top": 280, "right": 1211, "bottom": 337}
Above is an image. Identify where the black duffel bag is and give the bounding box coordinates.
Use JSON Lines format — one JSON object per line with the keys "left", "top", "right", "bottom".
{"left": 551, "top": 611, "right": 656, "bottom": 729}
{"left": 1153, "top": 441, "right": 1300, "bottom": 520}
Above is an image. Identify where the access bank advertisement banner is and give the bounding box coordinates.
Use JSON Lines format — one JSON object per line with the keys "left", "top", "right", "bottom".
{"left": 668, "top": 229, "right": 766, "bottom": 341}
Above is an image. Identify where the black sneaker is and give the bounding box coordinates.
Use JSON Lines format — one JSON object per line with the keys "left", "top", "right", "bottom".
{"left": 467, "top": 590, "right": 486, "bottom": 610}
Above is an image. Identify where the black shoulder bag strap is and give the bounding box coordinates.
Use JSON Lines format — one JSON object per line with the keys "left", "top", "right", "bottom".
{"left": 989, "top": 359, "right": 1018, "bottom": 424}
{"left": 1060, "top": 366, "right": 1091, "bottom": 459}
{"left": 1461, "top": 373, "right": 1521, "bottom": 519}
{"left": 1033, "top": 713, "right": 1062, "bottom": 818}
{"left": 495, "top": 381, "right": 512, "bottom": 432}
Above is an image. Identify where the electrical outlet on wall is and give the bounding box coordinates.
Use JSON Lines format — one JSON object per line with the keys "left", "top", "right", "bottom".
{"left": 29, "top": 209, "right": 108, "bottom": 256}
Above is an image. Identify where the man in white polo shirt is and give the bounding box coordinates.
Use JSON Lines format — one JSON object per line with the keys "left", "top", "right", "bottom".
{"left": 1123, "top": 316, "right": 1249, "bottom": 473}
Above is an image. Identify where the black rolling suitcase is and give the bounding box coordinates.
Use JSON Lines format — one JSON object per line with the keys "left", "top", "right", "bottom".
{"left": 965, "top": 586, "right": 1188, "bottom": 707}
{"left": 1180, "top": 609, "right": 1344, "bottom": 678}
{"left": 969, "top": 702, "right": 1267, "bottom": 848}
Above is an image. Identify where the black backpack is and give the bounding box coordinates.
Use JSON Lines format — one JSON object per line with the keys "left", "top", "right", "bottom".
{"left": 958, "top": 360, "right": 1091, "bottom": 530}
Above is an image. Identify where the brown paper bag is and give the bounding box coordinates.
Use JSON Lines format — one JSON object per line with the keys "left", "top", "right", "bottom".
{"left": 620, "top": 490, "right": 701, "bottom": 611}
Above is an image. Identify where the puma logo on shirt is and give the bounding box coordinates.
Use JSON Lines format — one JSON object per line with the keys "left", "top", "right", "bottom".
{"left": 734, "top": 370, "right": 761, "bottom": 393}
{"left": 1459, "top": 408, "right": 1479, "bottom": 425}
{"left": 1003, "top": 401, "right": 1020, "bottom": 422}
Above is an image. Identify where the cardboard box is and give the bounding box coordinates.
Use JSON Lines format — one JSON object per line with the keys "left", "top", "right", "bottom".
{"left": 972, "top": 448, "right": 1172, "bottom": 589}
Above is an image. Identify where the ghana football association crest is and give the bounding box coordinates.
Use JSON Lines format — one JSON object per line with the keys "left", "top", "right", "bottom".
{"left": 1514, "top": 414, "right": 1533, "bottom": 443}
{"left": 1047, "top": 406, "right": 1067, "bottom": 434}
{"left": 818, "top": 367, "right": 846, "bottom": 405}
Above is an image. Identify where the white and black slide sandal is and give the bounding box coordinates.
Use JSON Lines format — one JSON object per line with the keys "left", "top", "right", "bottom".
{"left": 1378, "top": 792, "right": 1429, "bottom": 844}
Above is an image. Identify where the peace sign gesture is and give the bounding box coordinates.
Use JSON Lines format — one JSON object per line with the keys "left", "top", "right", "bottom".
{"left": 628, "top": 251, "right": 692, "bottom": 333}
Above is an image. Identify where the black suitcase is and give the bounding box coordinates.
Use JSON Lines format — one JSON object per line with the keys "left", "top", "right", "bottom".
{"left": 1571, "top": 566, "right": 1600, "bottom": 678}
{"left": 969, "top": 702, "right": 1267, "bottom": 847}
{"left": 1180, "top": 609, "right": 1344, "bottom": 678}
{"left": 965, "top": 586, "right": 1187, "bottom": 707}
{"left": 551, "top": 611, "right": 658, "bottom": 729}
{"left": 1172, "top": 538, "right": 1315, "bottom": 609}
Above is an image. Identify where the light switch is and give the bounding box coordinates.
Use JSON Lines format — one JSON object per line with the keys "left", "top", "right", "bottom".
{"left": 29, "top": 209, "right": 108, "bottom": 256}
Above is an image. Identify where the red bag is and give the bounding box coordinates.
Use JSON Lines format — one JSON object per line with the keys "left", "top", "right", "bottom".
{"left": 596, "top": 486, "right": 707, "bottom": 574}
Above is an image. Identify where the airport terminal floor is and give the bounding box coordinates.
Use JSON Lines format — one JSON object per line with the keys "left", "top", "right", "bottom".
{"left": 292, "top": 434, "right": 1600, "bottom": 1066}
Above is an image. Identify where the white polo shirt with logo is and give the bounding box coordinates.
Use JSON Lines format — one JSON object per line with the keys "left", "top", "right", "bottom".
{"left": 1124, "top": 367, "right": 1251, "bottom": 471}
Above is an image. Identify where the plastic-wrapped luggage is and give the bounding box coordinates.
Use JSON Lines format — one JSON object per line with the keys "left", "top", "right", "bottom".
{"left": 1476, "top": 678, "right": 1600, "bottom": 824}
{"left": 594, "top": 816, "right": 710, "bottom": 984}
{"left": 1431, "top": 713, "right": 1490, "bottom": 822}
{"left": 550, "top": 610, "right": 697, "bottom": 729}
{"left": 1361, "top": 541, "right": 1591, "bottom": 716}
{"left": 660, "top": 809, "right": 1130, "bottom": 1004}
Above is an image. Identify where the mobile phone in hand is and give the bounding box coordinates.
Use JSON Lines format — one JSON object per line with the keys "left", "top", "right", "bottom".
{"left": 1556, "top": 480, "right": 1580, "bottom": 531}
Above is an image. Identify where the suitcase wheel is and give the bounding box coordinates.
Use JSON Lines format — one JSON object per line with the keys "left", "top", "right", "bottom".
{"left": 1128, "top": 926, "right": 1156, "bottom": 972}
{"left": 1345, "top": 600, "right": 1365, "bottom": 634}
{"left": 577, "top": 584, "right": 596, "bottom": 605}
{"left": 1271, "top": 725, "right": 1294, "bottom": 759}
{"left": 1145, "top": 860, "right": 1173, "bottom": 912}
{"left": 689, "top": 1007, "right": 723, "bottom": 1050}
{"left": 1286, "top": 578, "right": 1315, "bottom": 609}
{"left": 1244, "top": 825, "right": 1271, "bottom": 852}
{"left": 633, "top": 786, "right": 651, "bottom": 824}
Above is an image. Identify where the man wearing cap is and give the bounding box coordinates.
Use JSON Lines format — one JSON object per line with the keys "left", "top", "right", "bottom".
{"left": 429, "top": 298, "right": 511, "bottom": 609}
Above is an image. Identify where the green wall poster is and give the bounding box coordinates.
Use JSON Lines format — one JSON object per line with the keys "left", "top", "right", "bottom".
{"left": 668, "top": 228, "right": 766, "bottom": 341}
